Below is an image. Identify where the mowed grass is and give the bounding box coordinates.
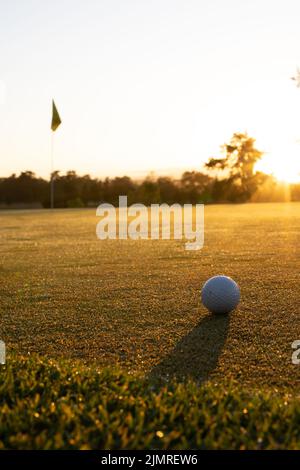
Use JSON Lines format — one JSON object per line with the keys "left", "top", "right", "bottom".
{"left": 0, "top": 203, "right": 300, "bottom": 387}
{"left": 1, "top": 353, "right": 300, "bottom": 450}
{"left": 0, "top": 203, "right": 300, "bottom": 449}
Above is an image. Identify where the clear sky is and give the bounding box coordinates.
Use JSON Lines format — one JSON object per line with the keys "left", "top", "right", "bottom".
{"left": 1, "top": 0, "right": 300, "bottom": 181}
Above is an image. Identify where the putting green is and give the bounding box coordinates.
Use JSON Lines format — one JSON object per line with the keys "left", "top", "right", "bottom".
{"left": 0, "top": 203, "right": 299, "bottom": 390}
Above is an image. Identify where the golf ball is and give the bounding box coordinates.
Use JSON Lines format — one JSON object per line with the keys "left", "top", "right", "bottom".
{"left": 201, "top": 275, "right": 240, "bottom": 314}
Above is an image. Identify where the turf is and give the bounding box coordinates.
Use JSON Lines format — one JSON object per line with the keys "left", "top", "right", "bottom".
{"left": 0, "top": 203, "right": 300, "bottom": 390}
{"left": 0, "top": 353, "right": 299, "bottom": 450}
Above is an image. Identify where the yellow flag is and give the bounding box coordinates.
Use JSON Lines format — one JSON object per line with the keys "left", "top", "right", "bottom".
{"left": 51, "top": 100, "right": 61, "bottom": 131}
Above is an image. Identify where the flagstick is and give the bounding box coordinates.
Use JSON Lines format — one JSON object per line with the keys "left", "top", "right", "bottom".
{"left": 50, "top": 131, "right": 54, "bottom": 209}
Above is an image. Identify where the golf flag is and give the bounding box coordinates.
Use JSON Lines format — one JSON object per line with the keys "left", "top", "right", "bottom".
{"left": 51, "top": 100, "right": 61, "bottom": 131}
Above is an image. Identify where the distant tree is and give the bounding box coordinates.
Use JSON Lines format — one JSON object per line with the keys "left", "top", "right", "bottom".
{"left": 157, "top": 177, "right": 179, "bottom": 204}
{"left": 205, "top": 132, "right": 264, "bottom": 202}
{"left": 0, "top": 171, "right": 48, "bottom": 206}
{"left": 291, "top": 183, "right": 300, "bottom": 202}
{"left": 180, "top": 171, "right": 212, "bottom": 203}
{"left": 135, "top": 176, "right": 160, "bottom": 205}
{"left": 101, "top": 176, "right": 136, "bottom": 205}
{"left": 81, "top": 175, "right": 104, "bottom": 205}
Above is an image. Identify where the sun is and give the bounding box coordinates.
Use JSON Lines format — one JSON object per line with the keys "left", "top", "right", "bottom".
{"left": 256, "top": 146, "right": 300, "bottom": 184}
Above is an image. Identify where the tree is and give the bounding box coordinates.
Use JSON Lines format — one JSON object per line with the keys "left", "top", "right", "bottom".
{"left": 180, "top": 171, "right": 212, "bottom": 203}
{"left": 205, "top": 132, "right": 264, "bottom": 202}
{"left": 135, "top": 176, "right": 160, "bottom": 205}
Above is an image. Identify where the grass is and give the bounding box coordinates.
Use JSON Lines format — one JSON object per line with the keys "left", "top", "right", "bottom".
{"left": 0, "top": 203, "right": 300, "bottom": 448}
{"left": 1, "top": 203, "right": 300, "bottom": 387}
{"left": 0, "top": 353, "right": 300, "bottom": 450}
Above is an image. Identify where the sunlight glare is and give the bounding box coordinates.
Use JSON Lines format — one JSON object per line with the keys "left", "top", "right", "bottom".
{"left": 256, "top": 145, "right": 300, "bottom": 184}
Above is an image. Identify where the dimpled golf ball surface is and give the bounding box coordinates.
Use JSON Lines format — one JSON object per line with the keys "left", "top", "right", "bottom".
{"left": 201, "top": 275, "right": 240, "bottom": 314}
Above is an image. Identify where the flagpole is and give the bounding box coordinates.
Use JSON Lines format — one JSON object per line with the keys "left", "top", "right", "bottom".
{"left": 50, "top": 131, "right": 54, "bottom": 209}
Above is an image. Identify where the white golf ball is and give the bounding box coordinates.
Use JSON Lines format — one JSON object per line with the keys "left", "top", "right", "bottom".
{"left": 201, "top": 275, "right": 240, "bottom": 314}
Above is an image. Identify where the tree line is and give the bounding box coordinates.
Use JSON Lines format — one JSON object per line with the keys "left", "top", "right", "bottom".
{"left": 1, "top": 133, "right": 299, "bottom": 207}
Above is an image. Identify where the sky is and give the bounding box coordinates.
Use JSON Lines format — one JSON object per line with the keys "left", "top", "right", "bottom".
{"left": 1, "top": 0, "right": 300, "bottom": 181}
